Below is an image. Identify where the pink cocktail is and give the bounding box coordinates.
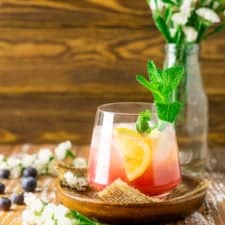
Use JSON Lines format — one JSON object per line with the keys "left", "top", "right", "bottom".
{"left": 88, "top": 103, "right": 181, "bottom": 196}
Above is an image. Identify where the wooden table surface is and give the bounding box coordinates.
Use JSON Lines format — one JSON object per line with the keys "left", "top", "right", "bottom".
{"left": 0, "top": 145, "right": 225, "bottom": 225}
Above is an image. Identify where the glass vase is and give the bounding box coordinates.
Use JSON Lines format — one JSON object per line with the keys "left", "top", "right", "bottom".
{"left": 164, "top": 44, "right": 208, "bottom": 176}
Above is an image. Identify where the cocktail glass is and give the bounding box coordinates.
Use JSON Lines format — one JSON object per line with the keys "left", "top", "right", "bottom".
{"left": 88, "top": 102, "right": 181, "bottom": 196}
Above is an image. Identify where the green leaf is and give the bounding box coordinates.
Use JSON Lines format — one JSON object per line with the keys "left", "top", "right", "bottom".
{"left": 136, "top": 75, "right": 165, "bottom": 102}
{"left": 136, "top": 74, "right": 151, "bottom": 90}
{"left": 136, "top": 61, "right": 184, "bottom": 124}
{"left": 164, "top": 7, "right": 173, "bottom": 24}
{"left": 162, "top": 0, "right": 177, "bottom": 5}
{"left": 162, "top": 66, "right": 184, "bottom": 90}
{"left": 147, "top": 60, "right": 163, "bottom": 83}
{"left": 67, "top": 210, "right": 101, "bottom": 225}
{"left": 66, "top": 149, "right": 76, "bottom": 159}
{"left": 173, "top": 26, "right": 184, "bottom": 45}
{"left": 156, "top": 102, "right": 182, "bottom": 123}
{"left": 153, "top": 13, "right": 172, "bottom": 41}
{"left": 136, "top": 110, "right": 152, "bottom": 134}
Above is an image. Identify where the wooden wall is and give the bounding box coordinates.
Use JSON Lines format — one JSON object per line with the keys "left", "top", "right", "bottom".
{"left": 0, "top": 0, "right": 224, "bottom": 147}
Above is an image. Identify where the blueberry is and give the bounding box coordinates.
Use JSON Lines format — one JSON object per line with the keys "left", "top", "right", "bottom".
{"left": 22, "top": 177, "right": 37, "bottom": 192}
{"left": 11, "top": 192, "right": 24, "bottom": 205}
{"left": 23, "top": 167, "right": 38, "bottom": 178}
{"left": 0, "top": 169, "right": 10, "bottom": 179}
{"left": 0, "top": 183, "right": 5, "bottom": 194}
{"left": 0, "top": 197, "right": 11, "bottom": 211}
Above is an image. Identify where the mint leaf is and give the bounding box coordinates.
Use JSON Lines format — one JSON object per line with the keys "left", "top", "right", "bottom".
{"left": 156, "top": 102, "right": 182, "bottom": 122}
{"left": 136, "top": 110, "right": 152, "bottom": 134}
{"left": 162, "top": 66, "right": 184, "bottom": 95}
{"left": 147, "top": 61, "right": 163, "bottom": 84}
{"left": 136, "top": 75, "right": 165, "bottom": 102}
{"left": 136, "top": 61, "right": 184, "bottom": 124}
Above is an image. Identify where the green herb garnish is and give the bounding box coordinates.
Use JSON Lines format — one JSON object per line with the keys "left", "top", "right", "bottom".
{"left": 136, "top": 60, "right": 184, "bottom": 133}
{"left": 67, "top": 210, "right": 101, "bottom": 225}
{"left": 136, "top": 110, "right": 152, "bottom": 134}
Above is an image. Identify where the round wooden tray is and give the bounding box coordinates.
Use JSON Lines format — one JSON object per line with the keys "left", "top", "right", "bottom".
{"left": 56, "top": 176, "right": 208, "bottom": 224}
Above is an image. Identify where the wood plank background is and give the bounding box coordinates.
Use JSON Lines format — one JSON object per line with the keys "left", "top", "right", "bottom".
{"left": 0, "top": 0, "right": 224, "bottom": 147}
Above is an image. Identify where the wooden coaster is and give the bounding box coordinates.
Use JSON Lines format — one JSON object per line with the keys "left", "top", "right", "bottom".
{"left": 56, "top": 176, "right": 208, "bottom": 224}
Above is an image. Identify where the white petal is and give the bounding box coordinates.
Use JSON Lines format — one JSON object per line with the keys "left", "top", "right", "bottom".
{"left": 38, "top": 148, "right": 54, "bottom": 164}
{"left": 73, "top": 157, "right": 87, "bottom": 168}
{"left": 169, "top": 28, "right": 177, "bottom": 38}
{"left": 149, "top": 0, "right": 164, "bottom": 11}
{"left": 22, "top": 154, "right": 37, "bottom": 168}
{"left": 55, "top": 141, "right": 72, "bottom": 160}
{"left": 0, "top": 154, "right": 5, "bottom": 162}
{"left": 196, "top": 7, "right": 220, "bottom": 23}
{"left": 172, "top": 12, "right": 189, "bottom": 26}
{"left": 64, "top": 171, "right": 78, "bottom": 187}
{"left": 181, "top": 0, "right": 193, "bottom": 16}
{"left": 183, "top": 26, "right": 198, "bottom": 42}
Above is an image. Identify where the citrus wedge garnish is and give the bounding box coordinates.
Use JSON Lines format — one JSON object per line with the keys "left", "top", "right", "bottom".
{"left": 114, "top": 127, "right": 151, "bottom": 181}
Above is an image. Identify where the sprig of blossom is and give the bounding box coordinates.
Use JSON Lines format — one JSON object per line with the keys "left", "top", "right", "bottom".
{"left": 0, "top": 141, "right": 85, "bottom": 178}
{"left": 22, "top": 193, "right": 100, "bottom": 225}
{"left": 147, "top": 0, "right": 225, "bottom": 43}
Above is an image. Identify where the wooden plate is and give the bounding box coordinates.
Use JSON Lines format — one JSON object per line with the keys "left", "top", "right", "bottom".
{"left": 56, "top": 176, "right": 208, "bottom": 224}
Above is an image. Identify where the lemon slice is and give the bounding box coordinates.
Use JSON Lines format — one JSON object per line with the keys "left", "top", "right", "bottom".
{"left": 114, "top": 127, "right": 151, "bottom": 181}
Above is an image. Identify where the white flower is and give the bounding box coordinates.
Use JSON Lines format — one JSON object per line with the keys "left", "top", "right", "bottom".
{"left": 183, "top": 26, "right": 198, "bottom": 42}
{"left": 172, "top": 12, "right": 189, "bottom": 26}
{"left": 196, "top": 7, "right": 220, "bottom": 23}
{"left": 41, "top": 203, "right": 56, "bottom": 222}
{"left": 22, "top": 194, "right": 74, "bottom": 225}
{"left": 169, "top": 28, "right": 177, "bottom": 38}
{"left": 43, "top": 218, "right": 56, "bottom": 225}
{"left": 34, "top": 158, "right": 48, "bottom": 175}
{"left": 54, "top": 205, "right": 70, "bottom": 219}
{"left": 149, "top": 0, "right": 164, "bottom": 11}
{"left": 0, "top": 161, "right": 9, "bottom": 170}
{"left": 24, "top": 193, "right": 44, "bottom": 213}
{"left": 64, "top": 171, "right": 78, "bottom": 188}
{"left": 6, "top": 157, "right": 22, "bottom": 178}
{"left": 22, "top": 209, "right": 37, "bottom": 225}
{"left": 73, "top": 157, "right": 87, "bottom": 168}
{"left": 22, "top": 154, "right": 37, "bottom": 168}
{"left": 57, "top": 217, "right": 73, "bottom": 225}
{"left": 181, "top": 0, "right": 193, "bottom": 17}
{"left": 55, "top": 141, "right": 72, "bottom": 161}
{"left": 47, "top": 160, "right": 56, "bottom": 175}
{"left": 54, "top": 205, "right": 73, "bottom": 225}
{"left": 0, "top": 154, "right": 5, "bottom": 162}
{"left": 7, "top": 156, "right": 21, "bottom": 168}
{"left": 38, "top": 148, "right": 54, "bottom": 164}
{"left": 11, "top": 166, "right": 22, "bottom": 178}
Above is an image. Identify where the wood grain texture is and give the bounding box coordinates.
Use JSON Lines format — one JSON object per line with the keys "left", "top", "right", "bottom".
{"left": 0, "top": 145, "right": 225, "bottom": 225}
{"left": 0, "top": 0, "right": 223, "bottom": 145}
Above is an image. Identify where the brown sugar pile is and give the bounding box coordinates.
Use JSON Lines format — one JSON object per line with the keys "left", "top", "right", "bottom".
{"left": 98, "top": 179, "right": 161, "bottom": 204}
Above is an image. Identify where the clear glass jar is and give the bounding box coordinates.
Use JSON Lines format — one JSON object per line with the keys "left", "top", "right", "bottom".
{"left": 88, "top": 102, "right": 181, "bottom": 196}
{"left": 164, "top": 44, "right": 208, "bottom": 176}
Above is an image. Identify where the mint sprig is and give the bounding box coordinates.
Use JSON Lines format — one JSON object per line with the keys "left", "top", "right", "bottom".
{"left": 136, "top": 110, "right": 152, "bottom": 134}
{"left": 136, "top": 60, "right": 184, "bottom": 124}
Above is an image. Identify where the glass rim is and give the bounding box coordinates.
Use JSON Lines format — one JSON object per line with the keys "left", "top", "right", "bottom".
{"left": 97, "top": 102, "right": 155, "bottom": 116}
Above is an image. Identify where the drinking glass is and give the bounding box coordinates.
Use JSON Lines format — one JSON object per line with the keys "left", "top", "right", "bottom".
{"left": 88, "top": 102, "right": 181, "bottom": 196}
